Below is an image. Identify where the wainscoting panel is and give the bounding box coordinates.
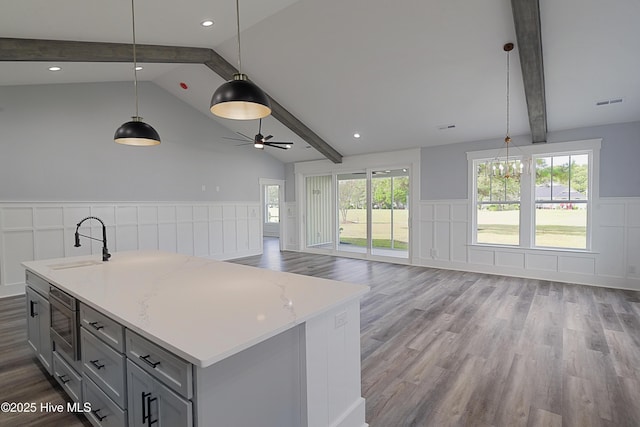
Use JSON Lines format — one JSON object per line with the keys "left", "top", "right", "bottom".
{"left": 285, "top": 202, "right": 298, "bottom": 251}
{"left": 0, "top": 201, "right": 262, "bottom": 298}
{"left": 418, "top": 198, "right": 640, "bottom": 291}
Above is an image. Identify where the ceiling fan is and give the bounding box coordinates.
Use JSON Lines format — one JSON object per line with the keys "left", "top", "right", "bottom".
{"left": 223, "top": 119, "right": 293, "bottom": 150}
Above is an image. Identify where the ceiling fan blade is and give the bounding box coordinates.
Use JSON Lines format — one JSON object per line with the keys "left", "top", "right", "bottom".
{"left": 264, "top": 135, "right": 273, "bottom": 141}
{"left": 236, "top": 132, "right": 253, "bottom": 141}
{"left": 265, "top": 143, "right": 289, "bottom": 150}
{"left": 222, "top": 136, "right": 249, "bottom": 142}
{"left": 264, "top": 141, "right": 293, "bottom": 145}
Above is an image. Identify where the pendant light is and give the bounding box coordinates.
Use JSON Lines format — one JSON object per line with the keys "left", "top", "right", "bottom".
{"left": 492, "top": 42, "right": 525, "bottom": 179}
{"left": 114, "top": 0, "right": 161, "bottom": 146}
{"left": 210, "top": 0, "right": 272, "bottom": 120}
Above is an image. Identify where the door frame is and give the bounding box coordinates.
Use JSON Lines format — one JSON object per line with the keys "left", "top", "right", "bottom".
{"left": 259, "top": 178, "right": 285, "bottom": 252}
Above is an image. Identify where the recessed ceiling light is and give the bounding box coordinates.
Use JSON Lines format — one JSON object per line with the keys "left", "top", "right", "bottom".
{"left": 201, "top": 20, "right": 214, "bottom": 27}
{"left": 285, "top": 144, "right": 292, "bottom": 149}
{"left": 48, "top": 66, "right": 62, "bottom": 72}
{"left": 353, "top": 133, "right": 361, "bottom": 139}
{"left": 135, "top": 66, "right": 143, "bottom": 71}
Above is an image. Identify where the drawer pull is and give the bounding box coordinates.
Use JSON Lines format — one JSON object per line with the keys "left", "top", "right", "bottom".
{"left": 142, "top": 392, "right": 151, "bottom": 424}
{"left": 148, "top": 396, "right": 158, "bottom": 426}
{"left": 90, "top": 359, "right": 105, "bottom": 370}
{"left": 139, "top": 354, "right": 161, "bottom": 369}
{"left": 30, "top": 300, "right": 38, "bottom": 317}
{"left": 89, "top": 321, "right": 104, "bottom": 331}
{"left": 92, "top": 408, "right": 107, "bottom": 422}
{"left": 57, "top": 374, "right": 70, "bottom": 385}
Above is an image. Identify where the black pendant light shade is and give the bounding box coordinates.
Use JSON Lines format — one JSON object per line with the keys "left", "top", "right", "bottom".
{"left": 114, "top": 117, "right": 161, "bottom": 146}
{"left": 210, "top": 73, "right": 272, "bottom": 120}
{"left": 115, "top": 0, "right": 160, "bottom": 146}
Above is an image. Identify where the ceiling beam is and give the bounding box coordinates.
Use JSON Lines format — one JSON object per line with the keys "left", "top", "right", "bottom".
{"left": 510, "top": 0, "right": 548, "bottom": 143}
{"left": 0, "top": 37, "right": 343, "bottom": 163}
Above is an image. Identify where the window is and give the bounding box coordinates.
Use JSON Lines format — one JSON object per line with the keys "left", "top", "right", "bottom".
{"left": 469, "top": 139, "right": 599, "bottom": 251}
{"left": 534, "top": 154, "right": 588, "bottom": 249}
{"left": 265, "top": 185, "right": 280, "bottom": 223}
{"left": 475, "top": 159, "right": 522, "bottom": 245}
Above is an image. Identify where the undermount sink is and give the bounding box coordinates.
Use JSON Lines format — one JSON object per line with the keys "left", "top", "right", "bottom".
{"left": 48, "top": 260, "right": 104, "bottom": 270}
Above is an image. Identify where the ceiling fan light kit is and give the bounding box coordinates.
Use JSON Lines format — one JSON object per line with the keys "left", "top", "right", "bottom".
{"left": 210, "top": 0, "right": 271, "bottom": 121}
{"left": 114, "top": 0, "right": 160, "bottom": 146}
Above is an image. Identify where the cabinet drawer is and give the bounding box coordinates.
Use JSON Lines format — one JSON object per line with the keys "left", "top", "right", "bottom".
{"left": 53, "top": 351, "right": 82, "bottom": 403}
{"left": 80, "top": 303, "right": 125, "bottom": 352}
{"left": 83, "top": 376, "right": 128, "bottom": 427}
{"left": 125, "top": 330, "right": 192, "bottom": 399}
{"left": 25, "top": 270, "right": 50, "bottom": 297}
{"left": 81, "top": 328, "right": 127, "bottom": 408}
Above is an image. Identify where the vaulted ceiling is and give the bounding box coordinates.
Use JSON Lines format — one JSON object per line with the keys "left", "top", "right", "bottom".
{"left": 1, "top": 0, "right": 638, "bottom": 163}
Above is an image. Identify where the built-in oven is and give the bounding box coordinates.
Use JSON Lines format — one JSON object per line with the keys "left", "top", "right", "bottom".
{"left": 49, "top": 285, "right": 80, "bottom": 365}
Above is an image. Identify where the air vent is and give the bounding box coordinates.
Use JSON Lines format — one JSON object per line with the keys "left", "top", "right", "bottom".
{"left": 437, "top": 124, "right": 456, "bottom": 130}
{"left": 596, "top": 98, "right": 623, "bottom": 106}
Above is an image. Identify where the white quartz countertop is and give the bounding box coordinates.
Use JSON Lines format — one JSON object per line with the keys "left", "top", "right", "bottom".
{"left": 23, "top": 251, "right": 369, "bottom": 368}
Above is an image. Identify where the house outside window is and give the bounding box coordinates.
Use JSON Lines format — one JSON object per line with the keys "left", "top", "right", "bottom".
{"left": 265, "top": 185, "right": 279, "bottom": 223}
{"left": 468, "top": 139, "right": 600, "bottom": 251}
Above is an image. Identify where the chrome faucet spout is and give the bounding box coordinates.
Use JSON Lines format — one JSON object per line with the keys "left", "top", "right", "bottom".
{"left": 74, "top": 216, "right": 111, "bottom": 261}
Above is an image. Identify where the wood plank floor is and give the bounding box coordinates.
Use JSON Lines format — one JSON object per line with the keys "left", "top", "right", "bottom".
{"left": 1, "top": 238, "right": 639, "bottom": 426}
{"left": 0, "top": 295, "right": 91, "bottom": 427}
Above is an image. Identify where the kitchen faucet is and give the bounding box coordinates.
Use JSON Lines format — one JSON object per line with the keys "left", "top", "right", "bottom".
{"left": 74, "top": 216, "right": 111, "bottom": 261}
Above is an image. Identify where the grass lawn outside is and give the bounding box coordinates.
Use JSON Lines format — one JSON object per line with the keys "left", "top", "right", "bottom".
{"left": 339, "top": 209, "right": 408, "bottom": 248}
{"left": 477, "top": 208, "right": 587, "bottom": 248}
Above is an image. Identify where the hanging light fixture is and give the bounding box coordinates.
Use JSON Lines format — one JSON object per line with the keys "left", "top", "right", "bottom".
{"left": 210, "top": 0, "right": 272, "bottom": 120}
{"left": 114, "top": 0, "right": 161, "bottom": 146}
{"left": 492, "top": 42, "right": 524, "bottom": 178}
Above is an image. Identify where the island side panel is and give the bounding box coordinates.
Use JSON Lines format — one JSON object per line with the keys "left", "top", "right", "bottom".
{"left": 193, "top": 324, "right": 305, "bottom": 427}
{"left": 305, "top": 299, "right": 367, "bottom": 427}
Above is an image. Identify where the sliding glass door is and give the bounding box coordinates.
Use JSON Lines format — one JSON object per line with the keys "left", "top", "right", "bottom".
{"left": 337, "top": 172, "right": 367, "bottom": 254}
{"left": 371, "top": 169, "right": 409, "bottom": 258}
{"left": 304, "top": 168, "right": 410, "bottom": 260}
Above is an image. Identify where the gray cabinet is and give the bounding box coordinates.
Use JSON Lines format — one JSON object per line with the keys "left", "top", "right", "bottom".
{"left": 25, "top": 285, "right": 52, "bottom": 375}
{"left": 127, "top": 360, "right": 192, "bottom": 427}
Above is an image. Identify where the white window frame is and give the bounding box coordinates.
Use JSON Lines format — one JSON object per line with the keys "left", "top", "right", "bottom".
{"left": 467, "top": 139, "right": 601, "bottom": 252}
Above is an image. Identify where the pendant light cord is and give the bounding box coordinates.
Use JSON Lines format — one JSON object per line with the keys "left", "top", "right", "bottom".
{"left": 506, "top": 48, "right": 510, "bottom": 140}
{"left": 131, "top": 0, "right": 139, "bottom": 118}
{"left": 236, "top": 0, "right": 242, "bottom": 74}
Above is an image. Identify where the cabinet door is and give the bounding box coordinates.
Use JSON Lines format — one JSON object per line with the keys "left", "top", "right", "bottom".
{"left": 127, "top": 360, "right": 154, "bottom": 427}
{"left": 26, "top": 287, "right": 40, "bottom": 354}
{"left": 127, "top": 360, "right": 192, "bottom": 427}
{"left": 37, "top": 297, "right": 52, "bottom": 374}
{"left": 156, "top": 380, "right": 192, "bottom": 427}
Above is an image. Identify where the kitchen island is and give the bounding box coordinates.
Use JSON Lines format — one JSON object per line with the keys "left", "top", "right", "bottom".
{"left": 23, "top": 251, "right": 369, "bottom": 427}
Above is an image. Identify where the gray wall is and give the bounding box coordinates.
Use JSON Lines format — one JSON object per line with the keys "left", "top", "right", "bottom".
{"left": 0, "top": 82, "right": 284, "bottom": 202}
{"left": 421, "top": 121, "right": 640, "bottom": 200}
{"left": 284, "top": 163, "right": 296, "bottom": 202}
